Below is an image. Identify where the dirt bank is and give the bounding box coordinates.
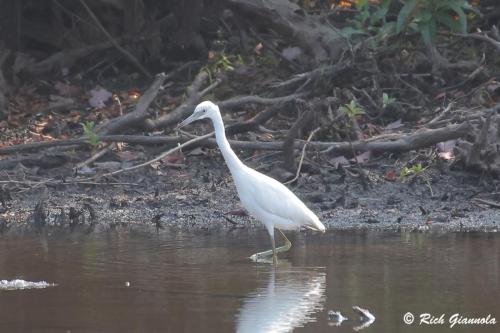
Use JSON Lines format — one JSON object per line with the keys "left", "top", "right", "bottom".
{"left": 1, "top": 153, "right": 498, "bottom": 235}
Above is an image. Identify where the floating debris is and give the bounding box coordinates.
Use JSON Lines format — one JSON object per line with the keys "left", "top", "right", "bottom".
{"left": 0, "top": 279, "right": 56, "bottom": 291}
{"left": 352, "top": 306, "right": 375, "bottom": 331}
{"left": 328, "top": 310, "right": 348, "bottom": 326}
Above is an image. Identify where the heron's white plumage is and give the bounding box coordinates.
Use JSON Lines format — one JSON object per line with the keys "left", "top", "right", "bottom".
{"left": 179, "top": 101, "right": 325, "bottom": 260}
{"left": 232, "top": 165, "right": 324, "bottom": 232}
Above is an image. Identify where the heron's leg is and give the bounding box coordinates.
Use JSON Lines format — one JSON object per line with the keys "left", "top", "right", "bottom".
{"left": 249, "top": 227, "right": 277, "bottom": 263}
{"left": 271, "top": 234, "right": 277, "bottom": 265}
{"left": 249, "top": 229, "right": 291, "bottom": 264}
{"left": 275, "top": 229, "right": 292, "bottom": 254}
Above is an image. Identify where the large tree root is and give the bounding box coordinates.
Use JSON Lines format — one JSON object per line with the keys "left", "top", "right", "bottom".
{"left": 225, "top": 0, "right": 346, "bottom": 63}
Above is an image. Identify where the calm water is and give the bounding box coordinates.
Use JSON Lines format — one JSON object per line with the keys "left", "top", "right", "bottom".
{"left": 0, "top": 229, "right": 498, "bottom": 333}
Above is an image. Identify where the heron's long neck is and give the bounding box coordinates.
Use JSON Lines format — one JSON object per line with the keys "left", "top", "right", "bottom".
{"left": 212, "top": 115, "right": 245, "bottom": 173}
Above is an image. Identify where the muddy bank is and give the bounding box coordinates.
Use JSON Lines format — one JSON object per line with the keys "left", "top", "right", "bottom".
{"left": 1, "top": 154, "right": 498, "bottom": 235}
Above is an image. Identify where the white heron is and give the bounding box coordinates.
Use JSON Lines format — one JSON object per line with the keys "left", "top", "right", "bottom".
{"left": 178, "top": 101, "right": 326, "bottom": 264}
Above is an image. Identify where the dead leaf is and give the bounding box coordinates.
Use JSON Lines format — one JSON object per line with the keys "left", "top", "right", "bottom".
{"left": 354, "top": 151, "right": 371, "bottom": 164}
{"left": 436, "top": 140, "right": 456, "bottom": 160}
{"left": 186, "top": 147, "right": 206, "bottom": 156}
{"left": 281, "top": 46, "right": 303, "bottom": 61}
{"left": 117, "top": 151, "right": 144, "bottom": 162}
{"left": 384, "top": 119, "right": 403, "bottom": 130}
{"left": 89, "top": 87, "right": 112, "bottom": 108}
{"left": 254, "top": 43, "right": 263, "bottom": 55}
{"left": 384, "top": 169, "right": 397, "bottom": 181}
{"left": 331, "top": 156, "right": 350, "bottom": 168}
{"left": 161, "top": 150, "right": 185, "bottom": 164}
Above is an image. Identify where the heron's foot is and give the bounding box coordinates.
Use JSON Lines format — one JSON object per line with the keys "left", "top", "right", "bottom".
{"left": 249, "top": 243, "right": 292, "bottom": 262}
{"left": 249, "top": 249, "right": 274, "bottom": 263}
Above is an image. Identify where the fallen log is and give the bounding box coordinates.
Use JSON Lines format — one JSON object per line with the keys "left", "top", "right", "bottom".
{"left": 1, "top": 123, "right": 472, "bottom": 163}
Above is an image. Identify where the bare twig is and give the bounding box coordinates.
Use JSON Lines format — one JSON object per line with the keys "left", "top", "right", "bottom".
{"left": 457, "top": 28, "right": 500, "bottom": 52}
{"left": 466, "top": 111, "right": 493, "bottom": 168}
{"left": 282, "top": 101, "right": 312, "bottom": 171}
{"left": 89, "top": 132, "right": 214, "bottom": 179}
{"left": 75, "top": 143, "right": 116, "bottom": 170}
{"left": 284, "top": 127, "right": 320, "bottom": 185}
{"left": 472, "top": 198, "right": 500, "bottom": 208}
{"left": 269, "top": 62, "right": 352, "bottom": 89}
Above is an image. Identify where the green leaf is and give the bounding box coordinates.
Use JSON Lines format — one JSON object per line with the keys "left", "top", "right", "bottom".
{"left": 382, "top": 93, "right": 396, "bottom": 107}
{"left": 447, "top": 3, "right": 467, "bottom": 33}
{"left": 340, "top": 26, "right": 366, "bottom": 38}
{"left": 397, "top": 0, "right": 418, "bottom": 33}
{"left": 371, "top": 1, "right": 390, "bottom": 24}
{"left": 418, "top": 18, "right": 437, "bottom": 46}
{"left": 356, "top": 0, "right": 369, "bottom": 10}
{"left": 435, "top": 12, "right": 462, "bottom": 32}
{"left": 378, "top": 21, "right": 397, "bottom": 36}
{"left": 81, "top": 121, "right": 101, "bottom": 147}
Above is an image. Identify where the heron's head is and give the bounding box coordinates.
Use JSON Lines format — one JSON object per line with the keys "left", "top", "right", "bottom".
{"left": 177, "top": 101, "right": 219, "bottom": 128}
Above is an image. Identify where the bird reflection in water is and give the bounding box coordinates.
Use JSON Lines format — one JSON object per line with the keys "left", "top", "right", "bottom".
{"left": 236, "top": 263, "right": 326, "bottom": 333}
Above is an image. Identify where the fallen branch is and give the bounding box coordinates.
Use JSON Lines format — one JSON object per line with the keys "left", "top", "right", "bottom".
{"left": 1, "top": 123, "right": 472, "bottom": 158}
{"left": 218, "top": 93, "right": 304, "bottom": 109}
{"left": 0, "top": 135, "right": 181, "bottom": 154}
{"left": 225, "top": 105, "right": 286, "bottom": 134}
{"left": 98, "top": 72, "right": 168, "bottom": 135}
{"left": 145, "top": 71, "right": 216, "bottom": 129}
{"left": 0, "top": 153, "right": 70, "bottom": 170}
{"left": 0, "top": 179, "right": 140, "bottom": 187}
{"left": 217, "top": 122, "right": 471, "bottom": 154}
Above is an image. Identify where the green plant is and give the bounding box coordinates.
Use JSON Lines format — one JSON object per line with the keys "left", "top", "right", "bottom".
{"left": 382, "top": 93, "right": 396, "bottom": 108}
{"left": 342, "top": 0, "right": 473, "bottom": 46}
{"left": 397, "top": 0, "right": 472, "bottom": 45}
{"left": 341, "top": 0, "right": 394, "bottom": 39}
{"left": 202, "top": 53, "right": 242, "bottom": 82}
{"left": 339, "top": 100, "right": 365, "bottom": 118}
{"left": 81, "top": 121, "right": 101, "bottom": 147}
{"left": 400, "top": 163, "right": 427, "bottom": 179}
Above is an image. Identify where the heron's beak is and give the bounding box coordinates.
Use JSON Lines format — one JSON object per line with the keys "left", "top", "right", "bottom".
{"left": 176, "top": 113, "right": 197, "bottom": 130}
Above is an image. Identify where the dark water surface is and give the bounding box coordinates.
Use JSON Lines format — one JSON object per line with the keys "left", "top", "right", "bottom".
{"left": 0, "top": 229, "right": 498, "bottom": 333}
